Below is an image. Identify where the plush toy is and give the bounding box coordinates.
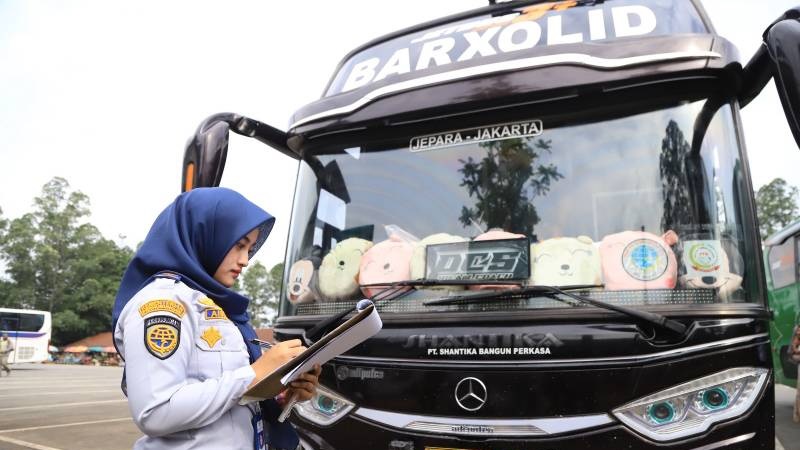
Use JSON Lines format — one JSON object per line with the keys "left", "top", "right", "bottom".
{"left": 287, "top": 251, "right": 322, "bottom": 305}
{"left": 469, "top": 229, "right": 527, "bottom": 291}
{"left": 599, "top": 230, "right": 679, "bottom": 290}
{"left": 531, "top": 236, "right": 602, "bottom": 287}
{"left": 679, "top": 240, "right": 743, "bottom": 299}
{"left": 410, "top": 233, "right": 469, "bottom": 289}
{"left": 358, "top": 235, "right": 415, "bottom": 298}
{"left": 319, "top": 238, "right": 374, "bottom": 301}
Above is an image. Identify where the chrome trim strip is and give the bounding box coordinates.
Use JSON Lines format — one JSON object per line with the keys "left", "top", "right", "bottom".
{"left": 696, "top": 318, "right": 754, "bottom": 328}
{"left": 336, "top": 333, "right": 769, "bottom": 366}
{"left": 290, "top": 51, "right": 720, "bottom": 129}
{"left": 354, "top": 407, "right": 613, "bottom": 437}
{"left": 689, "top": 433, "right": 756, "bottom": 450}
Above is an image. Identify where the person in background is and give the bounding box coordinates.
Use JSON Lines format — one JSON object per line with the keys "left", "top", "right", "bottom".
{"left": 791, "top": 325, "right": 800, "bottom": 422}
{"left": 0, "top": 333, "right": 13, "bottom": 376}
{"left": 112, "top": 187, "right": 319, "bottom": 450}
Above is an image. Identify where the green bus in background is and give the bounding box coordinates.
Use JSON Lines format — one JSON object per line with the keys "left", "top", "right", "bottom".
{"left": 766, "top": 219, "right": 800, "bottom": 387}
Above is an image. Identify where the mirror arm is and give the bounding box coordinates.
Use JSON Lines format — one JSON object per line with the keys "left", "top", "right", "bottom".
{"left": 198, "top": 113, "right": 300, "bottom": 160}
{"left": 739, "top": 44, "right": 773, "bottom": 108}
{"left": 229, "top": 115, "right": 301, "bottom": 160}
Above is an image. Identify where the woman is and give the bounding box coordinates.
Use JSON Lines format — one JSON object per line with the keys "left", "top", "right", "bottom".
{"left": 112, "top": 187, "right": 319, "bottom": 449}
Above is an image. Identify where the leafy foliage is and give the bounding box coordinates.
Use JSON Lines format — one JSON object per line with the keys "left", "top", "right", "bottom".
{"left": 756, "top": 178, "right": 799, "bottom": 241}
{"left": 458, "top": 138, "right": 562, "bottom": 237}
{"left": 0, "top": 178, "right": 133, "bottom": 344}
{"left": 239, "top": 261, "right": 283, "bottom": 328}
{"left": 659, "top": 120, "right": 695, "bottom": 231}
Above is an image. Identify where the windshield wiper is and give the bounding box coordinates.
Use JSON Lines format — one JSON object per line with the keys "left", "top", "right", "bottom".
{"left": 304, "top": 279, "right": 522, "bottom": 343}
{"left": 424, "top": 284, "right": 687, "bottom": 335}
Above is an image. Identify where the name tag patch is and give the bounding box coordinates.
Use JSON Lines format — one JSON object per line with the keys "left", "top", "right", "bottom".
{"left": 144, "top": 315, "right": 181, "bottom": 360}
{"left": 139, "top": 299, "right": 185, "bottom": 318}
{"left": 203, "top": 308, "right": 228, "bottom": 321}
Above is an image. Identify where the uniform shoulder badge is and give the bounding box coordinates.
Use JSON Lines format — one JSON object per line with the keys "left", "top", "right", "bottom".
{"left": 139, "top": 299, "right": 185, "bottom": 318}
{"left": 198, "top": 297, "right": 220, "bottom": 308}
{"left": 144, "top": 315, "right": 181, "bottom": 359}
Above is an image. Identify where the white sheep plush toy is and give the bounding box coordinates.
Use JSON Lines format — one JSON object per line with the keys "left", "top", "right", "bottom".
{"left": 531, "top": 236, "right": 602, "bottom": 287}
{"left": 318, "top": 238, "right": 374, "bottom": 301}
{"left": 679, "top": 240, "right": 743, "bottom": 300}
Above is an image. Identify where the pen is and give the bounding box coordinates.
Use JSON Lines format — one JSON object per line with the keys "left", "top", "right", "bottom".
{"left": 249, "top": 338, "right": 273, "bottom": 349}
{"left": 249, "top": 337, "right": 299, "bottom": 421}
{"left": 277, "top": 391, "right": 299, "bottom": 423}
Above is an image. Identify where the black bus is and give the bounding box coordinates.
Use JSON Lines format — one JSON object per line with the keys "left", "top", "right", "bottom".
{"left": 182, "top": 1, "right": 800, "bottom": 448}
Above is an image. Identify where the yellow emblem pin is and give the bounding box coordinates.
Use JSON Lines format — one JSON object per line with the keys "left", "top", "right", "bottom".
{"left": 144, "top": 315, "right": 181, "bottom": 360}
{"left": 139, "top": 299, "right": 185, "bottom": 318}
{"left": 201, "top": 327, "right": 222, "bottom": 348}
{"left": 198, "top": 298, "right": 220, "bottom": 308}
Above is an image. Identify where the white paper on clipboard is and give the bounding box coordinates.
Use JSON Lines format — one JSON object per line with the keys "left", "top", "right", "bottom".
{"left": 280, "top": 306, "right": 382, "bottom": 385}
{"left": 240, "top": 304, "right": 382, "bottom": 403}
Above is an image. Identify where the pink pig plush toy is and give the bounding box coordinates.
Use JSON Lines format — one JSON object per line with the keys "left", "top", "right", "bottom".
{"left": 359, "top": 234, "right": 415, "bottom": 298}
{"left": 468, "top": 229, "right": 526, "bottom": 291}
{"left": 599, "top": 230, "right": 679, "bottom": 290}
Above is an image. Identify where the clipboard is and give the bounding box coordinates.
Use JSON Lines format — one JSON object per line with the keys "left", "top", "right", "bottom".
{"left": 241, "top": 303, "right": 382, "bottom": 402}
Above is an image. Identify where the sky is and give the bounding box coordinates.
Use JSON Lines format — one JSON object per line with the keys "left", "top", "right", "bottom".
{"left": 1, "top": 0, "right": 799, "bottom": 270}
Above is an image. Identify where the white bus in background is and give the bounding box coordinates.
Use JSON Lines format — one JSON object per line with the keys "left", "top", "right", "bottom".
{"left": 0, "top": 308, "right": 52, "bottom": 363}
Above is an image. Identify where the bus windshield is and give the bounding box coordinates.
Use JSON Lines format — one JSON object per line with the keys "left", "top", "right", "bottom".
{"left": 282, "top": 96, "right": 762, "bottom": 317}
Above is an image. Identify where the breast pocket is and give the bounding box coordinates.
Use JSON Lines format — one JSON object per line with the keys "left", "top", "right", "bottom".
{"left": 195, "top": 324, "right": 249, "bottom": 377}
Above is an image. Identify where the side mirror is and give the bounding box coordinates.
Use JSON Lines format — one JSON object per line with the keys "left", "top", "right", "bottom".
{"left": 182, "top": 116, "right": 230, "bottom": 192}
{"left": 181, "top": 113, "right": 300, "bottom": 192}
{"left": 740, "top": 8, "right": 800, "bottom": 149}
{"left": 765, "top": 16, "right": 800, "bottom": 149}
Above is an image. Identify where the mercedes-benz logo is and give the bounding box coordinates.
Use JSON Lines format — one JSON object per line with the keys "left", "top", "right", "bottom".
{"left": 455, "top": 377, "right": 487, "bottom": 412}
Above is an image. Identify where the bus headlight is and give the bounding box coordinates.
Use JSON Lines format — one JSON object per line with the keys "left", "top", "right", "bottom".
{"left": 612, "top": 367, "right": 768, "bottom": 442}
{"left": 294, "top": 384, "right": 355, "bottom": 426}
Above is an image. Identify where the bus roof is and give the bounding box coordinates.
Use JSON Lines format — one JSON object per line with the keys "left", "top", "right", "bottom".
{"left": 0, "top": 308, "right": 51, "bottom": 315}
{"left": 764, "top": 219, "right": 800, "bottom": 247}
{"left": 288, "top": 0, "right": 733, "bottom": 136}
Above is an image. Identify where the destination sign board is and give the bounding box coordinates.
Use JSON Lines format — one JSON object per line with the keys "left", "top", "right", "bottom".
{"left": 409, "top": 120, "right": 543, "bottom": 152}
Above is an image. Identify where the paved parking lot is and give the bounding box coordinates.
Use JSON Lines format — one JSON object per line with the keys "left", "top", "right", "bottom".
{"left": 0, "top": 364, "right": 796, "bottom": 449}
{"left": 0, "top": 364, "right": 138, "bottom": 450}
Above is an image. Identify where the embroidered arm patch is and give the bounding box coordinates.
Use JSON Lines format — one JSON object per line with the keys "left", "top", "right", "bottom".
{"left": 144, "top": 315, "right": 181, "bottom": 359}
{"left": 139, "top": 299, "right": 185, "bottom": 317}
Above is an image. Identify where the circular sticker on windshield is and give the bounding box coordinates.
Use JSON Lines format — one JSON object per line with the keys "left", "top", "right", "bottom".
{"left": 622, "top": 239, "right": 668, "bottom": 281}
{"left": 686, "top": 241, "right": 721, "bottom": 273}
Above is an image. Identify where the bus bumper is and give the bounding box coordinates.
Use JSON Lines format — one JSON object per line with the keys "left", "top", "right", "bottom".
{"left": 291, "top": 378, "right": 775, "bottom": 450}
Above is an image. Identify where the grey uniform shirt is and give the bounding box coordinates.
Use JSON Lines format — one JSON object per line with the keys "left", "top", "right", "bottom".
{"left": 114, "top": 277, "right": 259, "bottom": 450}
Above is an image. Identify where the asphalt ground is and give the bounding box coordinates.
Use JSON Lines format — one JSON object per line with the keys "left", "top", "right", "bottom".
{"left": 0, "top": 364, "right": 794, "bottom": 450}
{"left": 0, "top": 364, "right": 138, "bottom": 450}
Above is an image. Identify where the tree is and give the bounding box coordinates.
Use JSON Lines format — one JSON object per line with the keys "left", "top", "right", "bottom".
{"left": 240, "top": 261, "right": 283, "bottom": 328}
{"left": 756, "top": 178, "right": 799, "bottom": 241}
{"left": 0, "top": 177, "right": 133, "bottom": 344}
{"left": 458, "top": 138, "right": 562, "bottom": 237}
{"left": 659, "top": 120, "right": 695, "bottom": 231}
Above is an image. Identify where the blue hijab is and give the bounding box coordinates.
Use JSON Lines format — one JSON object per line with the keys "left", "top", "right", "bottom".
{"left": 112, "top": 187, "right": 298, "bottom": 448}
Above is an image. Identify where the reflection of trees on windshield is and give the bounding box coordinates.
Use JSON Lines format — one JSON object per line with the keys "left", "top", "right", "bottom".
{"left": 458, "top": 138, "right": 562, "bottom": 237}
{"left": 659, "top": 120, "right": 694, "bottom": 231}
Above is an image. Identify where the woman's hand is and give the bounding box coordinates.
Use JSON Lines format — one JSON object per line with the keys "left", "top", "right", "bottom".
{"left": 283, "top": 364, "right": 321, "bottom": 402}
{"left": 249, "top": 339, "right": 305, "bottom": 387}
